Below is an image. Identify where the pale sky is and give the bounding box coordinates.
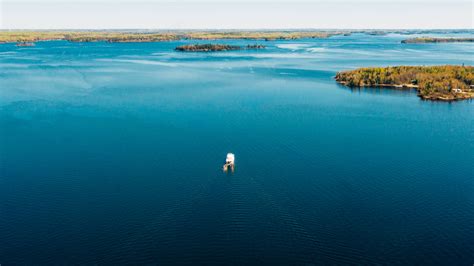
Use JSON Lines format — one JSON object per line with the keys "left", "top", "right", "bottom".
{"left": 1, "top": 0, "right": 473, "bottom": 29}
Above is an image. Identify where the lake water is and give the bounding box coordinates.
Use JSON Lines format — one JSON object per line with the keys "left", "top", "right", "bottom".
{"left": 1, "top": 33, "right": 473, "bottom": 264}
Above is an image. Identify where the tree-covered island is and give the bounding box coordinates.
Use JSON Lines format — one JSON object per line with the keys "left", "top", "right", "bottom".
{"left": 175, "top": 44, "right": 265, "bottom": 52}
{"left": 335, "top": 65, "right": 474, "bottom": 101}
{"left": 402, "top": 37, "right": 474, "bottom": 43}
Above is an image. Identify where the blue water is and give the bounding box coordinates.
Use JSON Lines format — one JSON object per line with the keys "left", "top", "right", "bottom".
{"left": 0, "top": 33, "right": 473, "bottom": 265}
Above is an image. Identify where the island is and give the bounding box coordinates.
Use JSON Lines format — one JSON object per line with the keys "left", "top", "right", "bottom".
{"left": 335, "top": 65, "right": 474, "bottom": 101}
{"left": 175, "top": 44, "right": 241, "bottom": 52}
{"left": 175, "top": 44, "right": 265, "bottom": 52}
{"left": 15, "top": 42, "right": 35, "bottom": 47}
{"left": 402, "top": 37, "right": 474, "bottom": 44}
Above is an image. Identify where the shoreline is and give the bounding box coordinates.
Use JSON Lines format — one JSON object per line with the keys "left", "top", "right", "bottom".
{"left": 336, "top": 81, "right": 473, "bottom": 101}
{"left": 0, "top": 31, "right": 343, "bottom": 44}
{"left": 3, "top": 29, "right": 472, "bottom": 44}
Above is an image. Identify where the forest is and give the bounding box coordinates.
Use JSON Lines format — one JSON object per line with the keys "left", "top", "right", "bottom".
{"left": 335, "top": 65, "right": 474, "bottom": 101}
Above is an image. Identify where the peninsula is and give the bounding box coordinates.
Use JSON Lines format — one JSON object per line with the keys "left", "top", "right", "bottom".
{"left": 402, "top": 37, "right": 474, "bottom": 44}
{"left": 335, "top": 65, "right": 474, "bottom": 101}
{"left": 175, "top": 44, "right": 265, "bottom": 52}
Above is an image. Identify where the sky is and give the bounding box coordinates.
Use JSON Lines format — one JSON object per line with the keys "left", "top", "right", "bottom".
{"left": 1, "top": 0, "right": 473, "bottom": 29}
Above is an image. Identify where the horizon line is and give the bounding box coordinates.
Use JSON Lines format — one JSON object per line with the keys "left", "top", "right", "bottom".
{"left": 1, "top": 28, "right": 473, "bottom": 31}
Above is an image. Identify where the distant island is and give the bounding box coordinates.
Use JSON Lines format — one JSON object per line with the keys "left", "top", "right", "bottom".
{"left": 402, "top": 37, "right": 474, "bottom": 44}
{"left": 2, "top": 30, "right": 473, "bottom": 44}
{"left": 175, "top": 44, "right": 265, "bottom": 52}
{"left": 15, "top": 42, "right": 35, "bottom": 47}
{"left": 335, "top": 65, "right": 474, "bottom": 101}
{"left": 0, "top": 31, "right": 344, "bottom": 44}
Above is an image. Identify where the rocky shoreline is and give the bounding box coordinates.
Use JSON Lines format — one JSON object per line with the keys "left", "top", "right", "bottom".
{"left": 337, "top": 81, "right": 473, "bottom": 101}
